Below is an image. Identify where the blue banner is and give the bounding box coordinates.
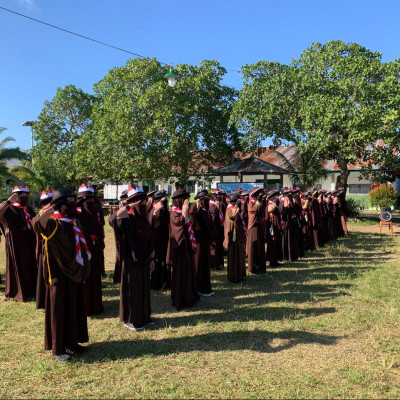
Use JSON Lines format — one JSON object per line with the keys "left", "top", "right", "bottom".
{"left": 217, "top": 183, "right": 264, "bottom": 192}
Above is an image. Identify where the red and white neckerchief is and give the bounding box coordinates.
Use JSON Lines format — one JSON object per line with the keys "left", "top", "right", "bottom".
{"left": 172, "top": 207, "right": 196, "bottom": 250}
{"left": 128, "top": 208, "right": 135, "bottom": 215}
{"left": 268, "top": 200, "right": 283, "bottom": 230}
{"left": 12, "top": 202, "right": 32, "bottom": 229}
{"left": 50, "top": 211, "right": 91, "bottom": 265}
{"left": 76, "top": 207, "right": 82, "bottom": 213}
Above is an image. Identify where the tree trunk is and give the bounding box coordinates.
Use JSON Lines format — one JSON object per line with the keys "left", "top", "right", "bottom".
{"left": 335, "top": 156, "right": 350, "bottom": 195}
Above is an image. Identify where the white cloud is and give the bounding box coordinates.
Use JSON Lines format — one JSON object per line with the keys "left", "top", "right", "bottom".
{"left": 18, "top": 0, "right": 36, "bottom": 11}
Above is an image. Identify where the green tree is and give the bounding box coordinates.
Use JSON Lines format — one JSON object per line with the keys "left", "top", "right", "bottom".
{"left": 369, "top": 183, "right": 398, "bottom": 209}
{"left": 32, "top": 85, "right": 95, "bottom": 189}
{"left": 232, "top": 41, "right": 400, "bottom": 192}
{"left": 78, "top": 58, "right": 240, "bottom": 186}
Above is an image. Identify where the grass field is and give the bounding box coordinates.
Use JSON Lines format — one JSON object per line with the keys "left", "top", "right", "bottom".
{"left": 1, "top": 221, "right": 400, "bottom": 399}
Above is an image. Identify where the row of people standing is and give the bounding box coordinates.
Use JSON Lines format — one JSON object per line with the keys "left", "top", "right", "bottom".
{"left": 0, "top": 183, "right": 348, "bottom": 361}
{"left": 110, "top": 184, "right": 349, "bottom": 321}
{"left": 227, "top": 185, "right": 349, "bottom": 277}
{"left": 0, "top": 185, "right": 106, "bottom": 361}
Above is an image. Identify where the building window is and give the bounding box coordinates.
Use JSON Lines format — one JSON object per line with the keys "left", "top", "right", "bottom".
{"left": 348, "top": 184, "right": 370, "bottom": 194}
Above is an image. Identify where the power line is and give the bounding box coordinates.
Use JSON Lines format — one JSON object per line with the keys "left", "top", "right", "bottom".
{"left": 0, "top": 5, "right": 241, "bottom": 74}
{"left": 0, "top": 5, "right": 171, "bottom": 65}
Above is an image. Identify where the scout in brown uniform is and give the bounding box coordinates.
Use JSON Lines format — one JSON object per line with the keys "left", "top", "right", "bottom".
{"left": 224, "top": 192, "right": 246, "bottom": 282}
{"left": 190, "top": 189, "right": 216, "bottom": 296}
{"left": 0, "top": 185, "right": 37, "bottom": 302}
{"left": 35, "top": 190, "right": 54, "bottom": 309}
{"left": 310, "top": 187, "right": 322, "bottom": 248}
{"left": 76, "top": 184, "right": 104, "bottom": 315}
{"left": 33, "top": 188, "right": 90, "bottom": 362}
{"left": 209, "top": 190, "right": 225, "bottom": 270}
{"left": 108, "top": 189, "right": 128, "bottom": 284}
{"left": 265, "top": 190, "right": 283, "bottom": 268}
{"left": 150, "top": 190, "right": 171, "bottom": 290}
{"left": 247, "top": 186, "right": 266, "bottom": 276}
{"left": 117, "top": 186, "right": 154, "bottom": 331}
{"left": 166, "top": 188, "right": 199, "bottom": 310}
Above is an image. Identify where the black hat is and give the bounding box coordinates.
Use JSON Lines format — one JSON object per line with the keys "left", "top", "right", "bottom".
{"left": 51, "top": 188, "right": 76, "bottom": 206}
{"left": 240, "top": 190, "right": 249, "bottom": 198}
{"left": 171, "top": 188, "right": 190, "bottom": 199}
{"left": 154, "top": 190, "right": 168, "bottom": 200}
{"left": 147, "top": 190, "right": 157, "bottom": 198}
{"left": 250, "top": 186, "right": 263, "bottom": 197}
{"left": 229, "top": 192, "right": 240, "bottom": 202}
{"left": 331, "top": 189, "right": 338, "bottom": 195}
{"left": 283, "top": 189, "right": 292, "bottom": 196}
{"left": 194, "top": 189, "right": 209, "bottom": 200}
{"left": 120, "top": 189, "right": 128, "bottom": 199}
{"left": 268, "top": 189, "right": 279, "bottom": 198}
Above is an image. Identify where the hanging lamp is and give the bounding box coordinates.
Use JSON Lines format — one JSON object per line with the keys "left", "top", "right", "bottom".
{"left": 164, "top": 68, "right": 180, "bottom": 87}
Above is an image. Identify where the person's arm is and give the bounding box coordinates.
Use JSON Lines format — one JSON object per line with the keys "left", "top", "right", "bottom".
{"left": 0, "top": 192, "right": 19, "bottom": 216}
{"left": 182, "top": 199, "right": 190, "bottom": 224}
{"left": 37, "top": 203, "right": 55, "bottom": 230}
{"left": 116, "top": 205, "right": 129, "bottom": 228}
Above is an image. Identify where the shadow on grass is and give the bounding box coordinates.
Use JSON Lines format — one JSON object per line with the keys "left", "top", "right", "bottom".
{"left": 92, "top": 231, "right": 386, "bottom": 323}
{"left": 79, "top": 329, "right": 343, "bottom": 362}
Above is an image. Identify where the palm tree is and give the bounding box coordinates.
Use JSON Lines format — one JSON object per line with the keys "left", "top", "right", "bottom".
{"left": 8, "top": 158, "right": 48, "bottom": 192}
{"left": 0, "top": 127, "right": 28, "bottom": 197}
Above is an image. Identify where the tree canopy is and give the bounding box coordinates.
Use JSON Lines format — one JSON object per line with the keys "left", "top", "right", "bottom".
{"left": 232, "top": 41, "right": 400, "bottom": 190}
{"left": 32, "top": 84, "right": 95, "bottom": 189}
{"left": 74, "top": 58, "right": 240, "bottom": 186}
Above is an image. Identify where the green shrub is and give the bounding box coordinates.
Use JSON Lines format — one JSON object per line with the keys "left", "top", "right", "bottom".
{"left": 346, "top": 198, "right": 363, "bottom": 217}
{"left": 369, "top": 184, "right": 398, "bottom": 209}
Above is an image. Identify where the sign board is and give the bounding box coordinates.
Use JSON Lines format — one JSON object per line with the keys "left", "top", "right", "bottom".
{"left": 217, "top": 183, "right": 264, "bottom": 192}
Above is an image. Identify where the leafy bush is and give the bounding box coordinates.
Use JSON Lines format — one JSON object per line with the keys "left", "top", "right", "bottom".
{"left": 346, "top": 198, "right": 363, "bottom": 217}
{"left": 369, "top": 184, "right": 398, "bottom": 209}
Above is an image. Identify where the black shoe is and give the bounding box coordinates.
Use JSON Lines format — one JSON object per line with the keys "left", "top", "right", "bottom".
{"left": 146, "top": 319, "right": 155, "bottom": 326}
{"left": 66, "top": 344, "right": 87, "bottom": 354}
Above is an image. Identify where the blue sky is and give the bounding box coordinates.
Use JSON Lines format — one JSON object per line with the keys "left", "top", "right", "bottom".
{"left": 1, "top": 0, "right": 400, "bottom": 151}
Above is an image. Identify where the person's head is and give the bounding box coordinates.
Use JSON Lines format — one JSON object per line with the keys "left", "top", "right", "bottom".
{"left": 51, "top": 188, "right": 77, "bottom": 218}
{"left": 171, "top": 188, "right": 190, "bottom": 209}
{"left": 12, "top": 185, "right": 30, "bottom": 206}
{"left": 250, "top": 186, "right": 263, "bottom": 199}
{"left": 126, "top": 186, "right": 147, "bottom": 213}
{"left": 195, "top": 189, "right": 209, "bottom": 209}
{"left": 120, "top": 189, "right": 128, "bottom": 205}
{"left": 154, "top": 190, "right": 169, "bottom": 208}
{"left": 39, "top": 190, "right": 54, "bottom": 209}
